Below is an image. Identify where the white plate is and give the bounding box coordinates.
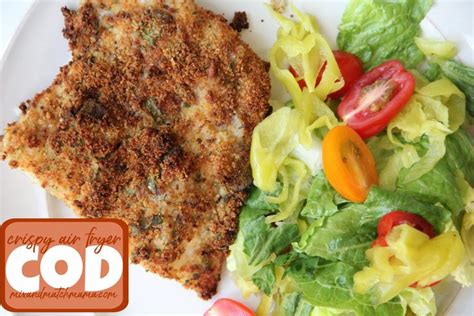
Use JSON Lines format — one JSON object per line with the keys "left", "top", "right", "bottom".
{"left": 1, "top": 0, "right": 473, "bottom": 315}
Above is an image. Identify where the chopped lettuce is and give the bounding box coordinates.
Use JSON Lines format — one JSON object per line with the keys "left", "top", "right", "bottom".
{"left": 373, "top": 78, "right": 466, "bottom": 189}
{"left": 399, "top": 288, "right": 437, "bottom": 316}
{"left": 287, "top": 257, "right": 405, "bottom": 316}
{"left": 276, "top": 292, "right": 313, "bottom": 316}
{"left": 438, "top": 60, "right": 474, "bottom": 116}
{"left": 245, "top": 184, "right": 280, "bottom": 211}
{"left": 398, "top": 158, "right": 465, "bottom": 219}
{"left": 242, "top": 214, "right": 299, "bottom": 266}
{"left": 295, "top": 210, "right": 376, "bottom": 269}
{"left": 444, "top": 128, "right": 474, "bottom": 185}
{"left": 337, "top": 0, "right": 432, "bottom": 70}
{"left": 310, "top": 306, "right": 348, "bottom": 316}
{"left": 251, "top": 264, "right": 276, "bottom": 296}
{"left": 251, "top": 5, "right": 340, "bottom": 224}
{"left": 227, "top": 232, "right": 266, "bottom": 298}
{"left": 455, "top": 166, "right": 474, "bottom": 285}
{"left": 227, "top": 198, "right": 278, "bottom": 297}
{"left": 296, "top": 187, "right": 451, "bottom": 268}
{"left": 227, "top": 194, "right": 296, "bottom": 298}
{"left": 421, "top": 62, "right": 442, "bottom": 82}
{"left": 300, "top": 170, "right": 342, "bottom": 219}
{"left": 414, "top": 38, "right": 474, "bottom": 116}
{"left": 230, "top": 188, "right": 300, "bottom": 267}
{"left": 368, "top": 129, "right": 474, "bottom": 221}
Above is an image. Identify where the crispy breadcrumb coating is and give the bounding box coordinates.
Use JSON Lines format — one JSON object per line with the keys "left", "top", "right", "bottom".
{"left": 1, "top": 0, "right": 270, "bottom": 299}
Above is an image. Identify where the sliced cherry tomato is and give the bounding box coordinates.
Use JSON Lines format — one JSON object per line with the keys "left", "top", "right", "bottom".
{"left": 322, "top": 125, "right": 378, "bottom": 203}
{"left": 337, "top": 60, "right": 415, "bottom": 139}
{"left": 329, "top": 51, "right": 364, "bottom": 99}
{"left": 377, "top": 211, "right": 435, "bottom": 239}
{"left": 204, "top": 298, "right": 255, "bottom": 316}
{"left": 288, "top": 51, "right": 363, "bottom": 98}
{"left": 372, "top": 210, "right": 439, "bottom": 288}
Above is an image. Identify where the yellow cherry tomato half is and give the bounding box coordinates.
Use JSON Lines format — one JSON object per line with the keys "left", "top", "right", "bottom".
{"left": 322, "top": 125, "right": 378, "bottom": 203}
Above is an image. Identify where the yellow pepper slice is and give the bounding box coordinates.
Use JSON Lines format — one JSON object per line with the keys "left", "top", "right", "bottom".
{"left": 354, "top": 224, "right": 465, "bottom": 304}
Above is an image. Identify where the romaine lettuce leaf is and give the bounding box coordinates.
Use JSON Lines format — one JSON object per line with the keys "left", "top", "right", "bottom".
{"left": 349, "top": 188, "right": 452, "bottom": 233}
{"left": 300, "top": 170, "right": 343, "bottom": 219}
{"left": 398, "top": 288, "right": 437, "bottom": 316}
{"left": 337, "top": 0, "right": 432, "bottom": 70}
{"left": 444, "top": 128, "right": 474, "bottom": 185}
{"left": 414, "top": 36, "right": 474, "bottom": 116}
{"left": 421, "top": 62, "right": 442, "bottom": 82}
{"left": 274, "top": 250, "right": 312, "bottom": 269}
{"left": 454, "top": 167, "right": 474, "bottom": 284}
{"left": 276, "top": 292, "right": 313, "bottom": 316}
{"left": 239, "top": 205, "right": 274, "bottom": 228}
{"left": 242, "top": 214, "right": 299, "bottom": 266}
{"left": 295, "top": 210, "right": 375, "bottom": 269}
{"left": 310, "top": 306, "right": 349, "bottom": 316}
{"left": 295, "top": 187, "right": 451, "bottom": 268}
{"left": 438, "top": 59, "right": 474, "bottom": 116}
{"left": 374, "top": 129, "right": 474, "bottom": 220}
{"left": 245, "top": 185, "right": 280, "bottom": 211}
{"left": 227, "top": 230, "right": 271, "bottom": 298}
{"left": 287, "top": 257, "right": 405, "bottom": 316}
{"left": 227, "top": 195, "right": 292, "bottom": 297}
{"left": 398, "top": 158, "right": 464, "bottom": 218}
{"left": 251, "top": 263, "right": 276, "bottom": 296}
{"left": 372, "top": 79, "right": 466, "bottom": 190}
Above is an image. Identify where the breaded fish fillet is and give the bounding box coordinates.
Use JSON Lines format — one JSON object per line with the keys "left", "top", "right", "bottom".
{"left": 1, "top": 0, "right": 270, "bottom": 299}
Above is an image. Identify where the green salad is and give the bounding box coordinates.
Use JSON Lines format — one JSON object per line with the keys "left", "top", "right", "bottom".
{"left": 226, "top": 1, "right": 474, "bottom": 315}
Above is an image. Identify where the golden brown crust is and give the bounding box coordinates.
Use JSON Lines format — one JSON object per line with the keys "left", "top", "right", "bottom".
{"left": 1, "top": 0, "right": 270, "bottom": 299}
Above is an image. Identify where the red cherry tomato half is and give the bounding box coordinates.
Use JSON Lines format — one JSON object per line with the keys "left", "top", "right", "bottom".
{"left": 329, "top": 51, "right": 364, "bottom": 99}
{"left": 376, "top": 210, "right": 435, "bottom": 239}
{"left": 288, "top": 51, "right": 363, "bottom": 98}
{"left": 204, "top": 298, "right": 255, "bottom": 316}
{"left": 372, "top": 210, "right": 439, "bottom": 288}
{"left": 337, "top": 60, "right": 415, "bottom": 139}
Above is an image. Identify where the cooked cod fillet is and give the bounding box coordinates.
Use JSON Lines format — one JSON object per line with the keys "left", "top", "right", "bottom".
{"left": 1, "top": 0, "right": 270, "bottom": 299}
